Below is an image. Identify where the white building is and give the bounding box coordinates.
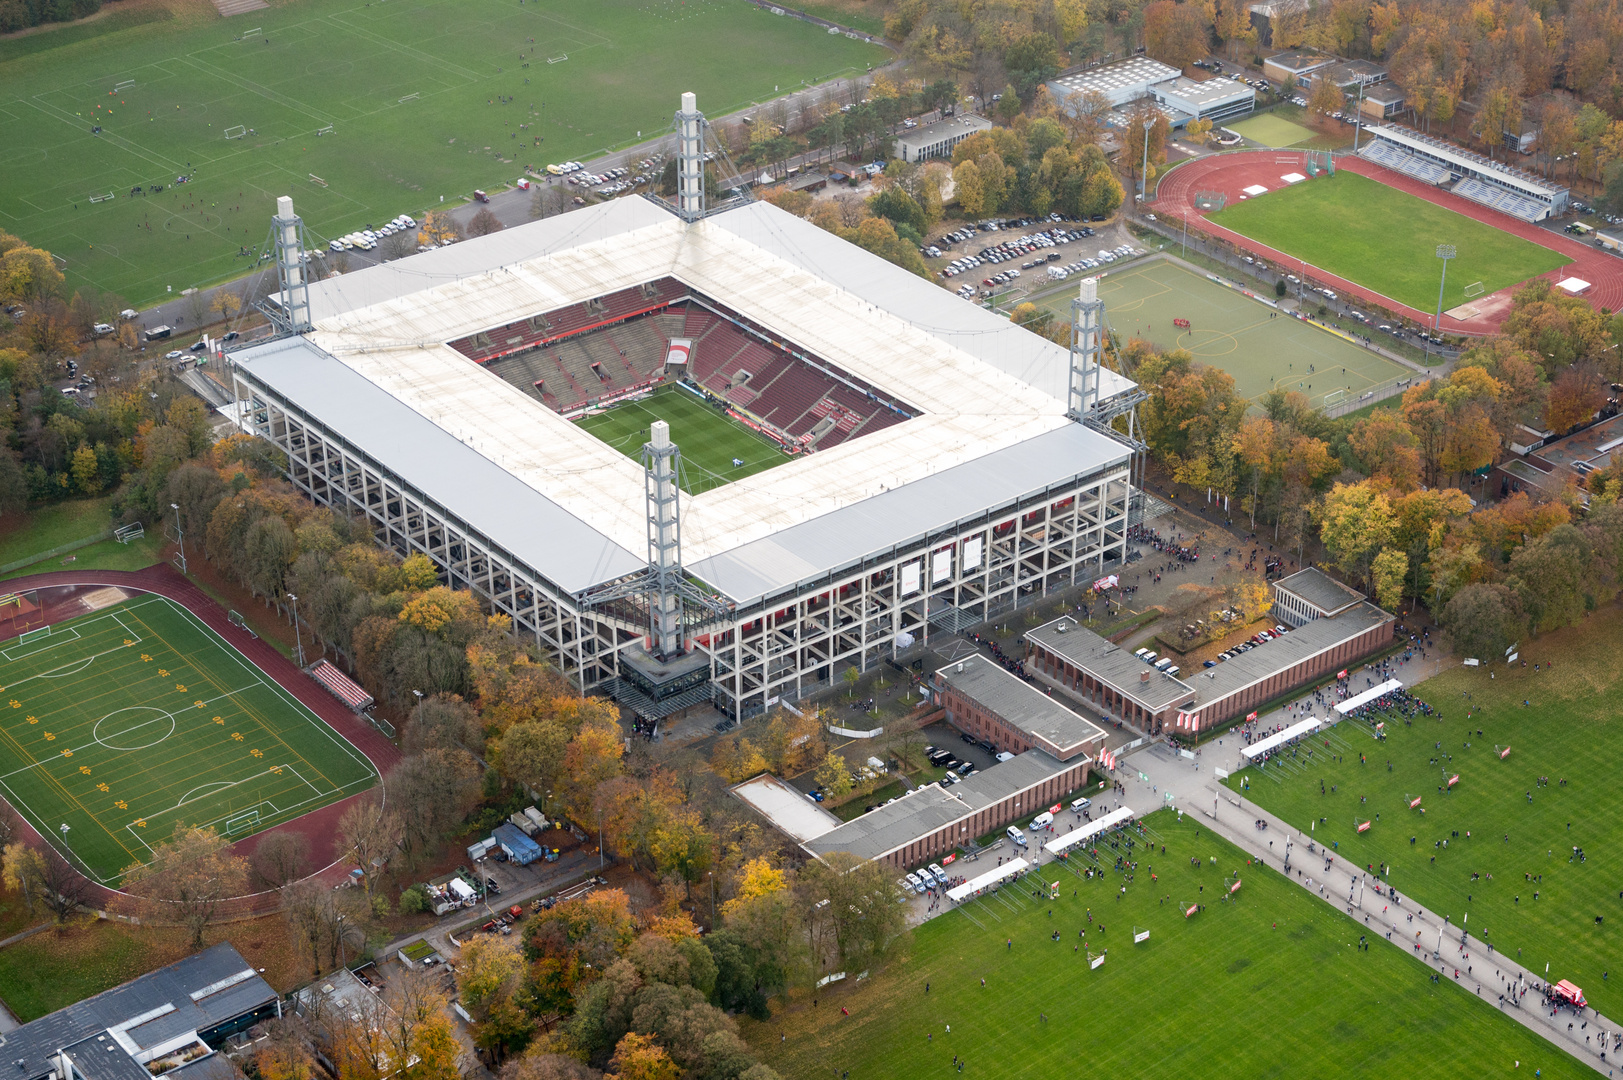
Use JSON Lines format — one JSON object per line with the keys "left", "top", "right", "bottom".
{"left": 895, "top": 114, "right": 993, "bottom": 163}
{"left": 1048, "top": 57, "right": 1254, "bottom": 129}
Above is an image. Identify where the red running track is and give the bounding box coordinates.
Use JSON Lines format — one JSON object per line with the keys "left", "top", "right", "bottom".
{"left": 0, "top": 565, "right": 400, "bottom": 915}
{"left": 1155, "top": 149, "right": 1623, "bottom": 335}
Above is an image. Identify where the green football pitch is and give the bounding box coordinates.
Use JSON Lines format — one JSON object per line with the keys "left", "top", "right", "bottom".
{"left": 0, "top": 591, "right": 377, "bottom": 884}
{"left": 1037, "top": 258, "right": 1411, "bottom": 411}
{"left": 0, "top": 0, "right": 882, "bottom": 307}
{"left": 754, "top": 810, "right": 1589, "bottom": 1078}
{"left": 1227, "top": 112, "right": 1321, "bottom": 149}
{"left": 574, "top": 384, "right": 790, "bottom": 495}
{"left": 1228, "top": 607, "right": 1623, "bottom": 1021}
{"left": 1208, "top": 171, "right": 1571, "bottom": 312}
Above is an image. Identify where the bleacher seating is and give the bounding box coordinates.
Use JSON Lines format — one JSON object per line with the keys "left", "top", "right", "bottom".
{"left": 449, "top": 278, "right": 687, "bottom": 364}
{"left": 1359, "top": 139, "right": 1450, "bottom": 185}
{"left": 1452, "top": 177, "right": 1547, "bottom": 222}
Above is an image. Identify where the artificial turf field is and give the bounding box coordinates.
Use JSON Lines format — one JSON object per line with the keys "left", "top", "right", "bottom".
{"left": 574, "top": 384, "right": 790, "bottom": 495}
{"left": 1227, "top": 606, "right": 1623, "bottom": 1021}
{"left": 1208, "top": 171, "right": 1571, "bottom": 311}
{"left": 1037, "top": 258, "right": 1410, "bottom": 410}
{"left": 0, "top": 591, "right": 376, "bottom": 883}
{"left": 0, "top": 0, "right": 881, "bottom": 307}
{"left": 752, "top": 810, "right": 1588, "bottom": 1078}
{"left": 1227, "top": 111, "right": 1322, "bottom": 149}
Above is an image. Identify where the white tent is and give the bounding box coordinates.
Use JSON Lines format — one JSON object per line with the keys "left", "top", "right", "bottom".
{"left": 1333, "top": 678, "right": 1404, "bottom": 716}
{"left": 947, "top": 857, "right": 1030, "bottom": 902}
{"left": 1241, "top": 716, "right": 1322, "bottom": 761}
{"left": 1045, "top": 806, "right": 1135, "bottom": 855}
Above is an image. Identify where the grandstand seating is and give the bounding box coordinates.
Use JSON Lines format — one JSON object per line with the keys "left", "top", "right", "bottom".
{"left": 1452, "top": 177, "right": 1547, "bottom": 222}
{"left": 448, "top": 277, "right": 687, "bottom": 364}
{"left": 1359, "top": 139, "right": 1450, "bottom": 185}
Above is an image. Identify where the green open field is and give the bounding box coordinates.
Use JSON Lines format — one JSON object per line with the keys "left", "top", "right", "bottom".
{"left": 575, "top": 384, "right": 790, "bottom": 494}
{"left": 0, "top": 0, "right": 882, "bottom": 307}
{"left": 1227, "top": 606, "right": 1623, "bottom": 1020}
{"left": 1208, "top": 172, "right": 1571, "bottom": 311}
{"left": 752, "top": 810, "right": 1588, "bottom": 1078}
{"left": 1037, "top": 258, "right": 1411, "bottom": 410}
{"left": 1228, "top": 111, "right": 1321, "bottom": 148}
{"left": 0, "top": 591, "right": 376, "bottom": 883}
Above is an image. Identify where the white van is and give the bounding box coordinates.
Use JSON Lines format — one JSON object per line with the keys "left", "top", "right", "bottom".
{"left": 1154, "top": 658, "right": 1173, "bottom": 672}
{"left": 1006, "top": 825, "right": 1028, "bottom": 847}
{"left": 1030, "top": 812, "right": 1053, "bottom": 830}
{"left": 1071, "top": 797, "right": 1091, "bottom": 812}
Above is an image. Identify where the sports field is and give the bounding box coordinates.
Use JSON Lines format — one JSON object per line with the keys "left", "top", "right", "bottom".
{"left": 575, "top": 385, "right": 789, "bottom": 495}
{"left": 1037, "top": 258, "right": 1411, "bottom": 410}
{"left": 0, "top": 0, "right": 882, "bottom": 307}
{"left": 754, "top": 810, "right": 1587, "bottom": 1078}
{"left": 1209, "top": 172, "right": 1571, "bottom": 311}
{"left": 1227, "top": 111, "right": 1320, "bottom": 149}
{"left": 1228, "top": 607, "right": 1623, "bottom": 1020}
{"left": 0, "top": 590, "right": 377, "bottom": 884}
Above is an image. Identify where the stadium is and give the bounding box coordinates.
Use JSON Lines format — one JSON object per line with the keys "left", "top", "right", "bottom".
{"left": 227, "top": 96, "right": 1144, "bottom": 724}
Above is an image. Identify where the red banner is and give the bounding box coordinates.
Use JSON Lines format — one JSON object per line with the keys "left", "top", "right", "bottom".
{"left": 1229, "top": 879, "right": 1242, "bottom": 894}
{"left": 1448, "top": 774, "right": 1460, "bottom": 788}
{"left": 1246, "top": 711, "right": 1258, "bottom": 722}
{"left": 1357, "top": 820, "right": 1372, "bottom": 833}
{"left": 1185, "top": 903, "right": 1199, "bottom": 918}
{"left": 1499, "top": 746, "right": 1511, "bottom": 760}
{"left": 1337, "top": 669, "right": 1349, "bottom": 679}
{"left": 1409, "top": 796, "right": 1422, "bottom": 809}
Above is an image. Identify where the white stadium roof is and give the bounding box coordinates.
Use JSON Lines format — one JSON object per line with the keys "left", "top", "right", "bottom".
{"left": 234, "top": 197, "right": 1134, "bottom": 601}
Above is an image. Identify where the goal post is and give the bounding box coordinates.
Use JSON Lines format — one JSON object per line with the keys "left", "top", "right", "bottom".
{"left": 113, "top": 79, "right": 135, "bottom": 92}
{"left": 114, "top": 522, "right": 144, "bottom": 544}
{"left": 224, "top": 125, "right": 247, "bottom": 140}
{"left": 1463, "top": 281, "right": 1485, "bottom": 298}
{"left": 236, "top": 26, "right": 261, "bottom": 39}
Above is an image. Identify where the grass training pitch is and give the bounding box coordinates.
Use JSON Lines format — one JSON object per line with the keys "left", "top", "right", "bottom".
{"left": 1208, "top": 172, "right": 1571, "bottom": 311}
{"left": 1227, "top": 111, "right": 1322, "bottom": 149}
{"left": 575, "top": 384, "right": 789, "bottom": 495}
{"left": 1037, "top": 258, "right": 1411, "bottom": 411}
{"left": 0, "top": 0, "right": 882, "bottom": 307}
{"left": 0, "top": 591, "right": 376, "bottom": 884}
{"left": 1227, "top": 607, "right": 1623, "bottom": 1020}
{"left": 753, "top": 810, "right": 1588, "bottom": 1078}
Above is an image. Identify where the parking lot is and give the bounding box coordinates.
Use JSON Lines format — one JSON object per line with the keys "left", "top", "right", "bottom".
{"left": 921, "top": 215, "right": 1152, "bottom": 304}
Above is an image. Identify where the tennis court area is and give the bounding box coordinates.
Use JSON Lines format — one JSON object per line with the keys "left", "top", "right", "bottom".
{"left": 0, "top": 590, "right": 377, "bottom": 883}
{"left": 575, "top": 385, "right": 790, "bottom": 495}
{"left": 1038, "top": 258, "right": 1412, "bottom": 410}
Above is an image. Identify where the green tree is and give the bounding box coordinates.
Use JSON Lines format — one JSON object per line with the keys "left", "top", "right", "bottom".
{"left": 1441, "top": 583, "right": 1525, "bottom": 662}
{"left": 1371, "top": 549, "right": 1408, "bottom": 611}
{"left": 69, "top": 442, "right": 100, "bottom": 495}
{"left": 1315, "top": 482, "right": 1396, "bottom": 591}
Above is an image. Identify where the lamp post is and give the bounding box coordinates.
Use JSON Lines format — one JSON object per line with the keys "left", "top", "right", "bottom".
{"left": 287, "top": 592, "right": 306, "bottom": 669}
{"left": 1140, "top": 118, "right": 1155, "bottom": 202}
{"left": 1433, "top": 244, "right": 1457, "bottom": 337}
{"left": 597, "top": 809, "right": 605, "bottom": 870}
{"left": 708, "top": 871, "right": 715, "bottom": 925}
{"left": 170, "top": 502, "right": 183, "bottom": 558}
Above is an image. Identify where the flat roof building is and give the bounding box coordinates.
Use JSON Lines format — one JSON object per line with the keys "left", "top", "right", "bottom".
{"left": 1154, "top": 76, "right": 1257, "bottom": 125}
{"left": 933, "top": 655, "right": 1107, "bottom": 761}
{"left": 895, "top": 114, "right": 994, "bottom": 163}
{"left": 801, "top": 749, "right": 1091, "bottom": 869}
{"left": 1311, "top": 59, "right": 1388, "bottom": 88}
{"left": 1272, "top": 566, "right": 1365, "bottom": 627}
{"left": 1184, "top": 602, "right": 1394, "bottom": 730}
{"left": 1359, "top": 84, "right": 1406, "bottom": 120}
{"left": 1048, "top": 57, "right": 1181, "bottom": 109}
{"left": 1262, "top": 51, "right": 1335, "bottom": 82}
{"left": 1023, "top": 616, "right": 1196, "bottom": 736}
{"left": 2, "top": 943, "right": 276, "bottom": 1080}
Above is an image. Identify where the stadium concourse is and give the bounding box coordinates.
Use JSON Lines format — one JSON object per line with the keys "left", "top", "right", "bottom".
{"left": 0, "top": 566, "right": 398, "bottom": 914}
{"left": 1155, "top": 149, "right": 1623, "bottom": 334}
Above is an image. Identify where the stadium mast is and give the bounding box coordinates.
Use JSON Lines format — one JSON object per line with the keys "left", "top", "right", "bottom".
{"left": 268, "top": 196, "right": 313, "bottom": 334}
{"left": 675, "top": 92, "right": 706, "bottom": 223}
{"left": 642, "top": 420, "right": 684, "bottom": 659}
{"left": 1067, "top": 276, "right": 1105, "bottom": 419}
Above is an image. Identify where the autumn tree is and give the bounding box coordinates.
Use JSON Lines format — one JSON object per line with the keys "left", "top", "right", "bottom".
{"left": 1144, "top": 0, "right": 1212, "bottom": 69}
{"left": 1544, "top": 364, "right": 1608, "bottom": 433}
{"left": 1316, "top": 482, "right": 1395, "bottom": 592}
{"left": 1442, "top": 583, "right": 1525, "bottom": 662}
{"left": 119, "top": 826, "right": 249, "bottom": 949}
{"left": 1307, "top": 77, "right": 1343, "bottom": 121}
{"left": 386, "top": 748, "right": 481, "bottom": 861}
{"left": 337, "top": 795, "right": 402, "bottom": 898}
{"left": 813, "top": 751, "right": 854, "bottom": 802}
{"left": 251, "top": 831, "right": 310, "bottom": 891}
{"left": 2, "top": 842, "right": 86, "bottom": 923}
{"left": 609, "top": 1034, "right": 679, "bottom": 1080}
{"left": 467, "top": 208, "right": 505, "bottom": 237}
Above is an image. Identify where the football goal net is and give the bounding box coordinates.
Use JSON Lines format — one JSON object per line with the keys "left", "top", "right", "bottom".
{"left": 1463, "top": 282, "right": 1486, "bottom": 298}
{"left": 224, "top": 125, "right": 247, "bottom": 140}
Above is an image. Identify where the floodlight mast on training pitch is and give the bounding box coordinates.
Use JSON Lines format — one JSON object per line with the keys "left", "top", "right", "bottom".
{"left": 1433, "top": 243, "right": 1456, "bottom": 335}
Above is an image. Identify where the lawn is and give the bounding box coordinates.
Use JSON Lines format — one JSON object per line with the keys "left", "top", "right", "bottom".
{"left": 0, "top": 592, "right": 377, "bottom": 883}
{"left": 1034, "top": 257, "right": 1411, "bottom": 411}
{"left": 0, "top": 531, "right": 167, "bottom": 581}
{"left": 1228, "top": 111, "right": 1321, "bottom": 149}
{"left": 575, "top": 384, "right": 790, "bottom": 494}
{"left": 1208, "top": 171, "right": 1571, "bottom": 311}
{"left": 1226, "top": 605, "right": 1623, "bottom": 1021}
{"left": 0, "top": 497, "right": 116, "bottom": 568}
{"left": 750, "top": 810, "right": 1589, "bottom": 1078}
{"left": 0, "top": 0, "right": 883, "bottom": 307}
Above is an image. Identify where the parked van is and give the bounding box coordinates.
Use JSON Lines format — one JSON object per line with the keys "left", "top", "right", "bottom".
{"left": 1006, "top": 825, "right": 1028, "bottom": 847}
{"left": 1154, "top": 658, "right": 1173, "bottom": 672}
{"left": 1141, "top": 651, "right": 1157, "bottom": 664}
{"left": 1133, "top": 648, "right": 1149, "bottom": 659}
{"left": 1071, "top": 797, "right": 1091, "bottom": 812}
{"left": 1030, "top": 812, "right": 1053, "bottom": 830}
